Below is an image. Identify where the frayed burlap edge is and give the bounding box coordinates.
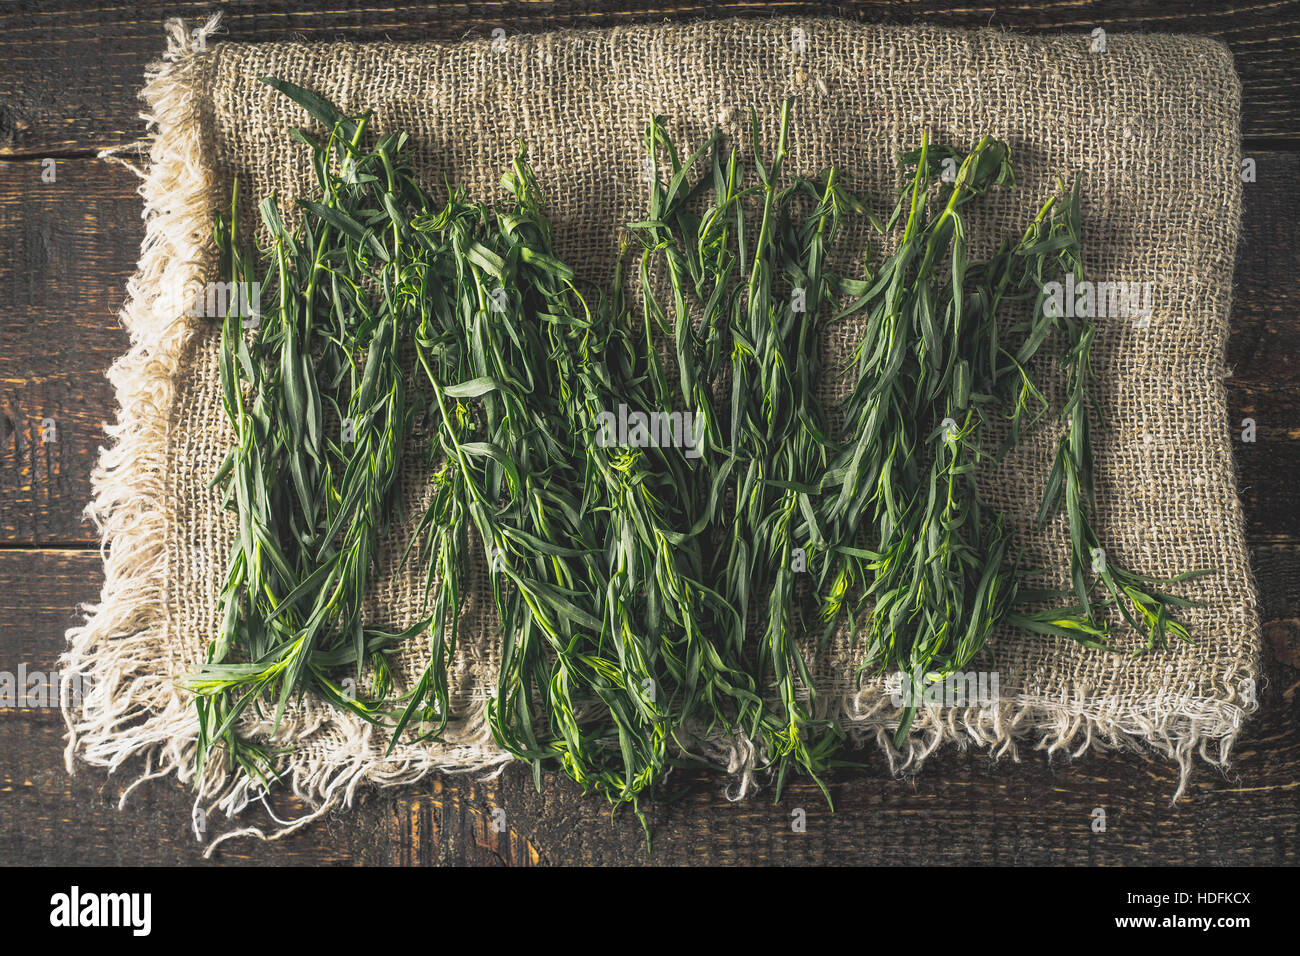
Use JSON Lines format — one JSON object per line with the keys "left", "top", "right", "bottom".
{"left": 61, "top": 14, "right": 1258, "bottom": 855}
{"left": 712, "top": 677, "right": 1258, "bottom": 806}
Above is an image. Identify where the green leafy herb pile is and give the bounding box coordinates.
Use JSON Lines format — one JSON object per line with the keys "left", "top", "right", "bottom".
{"left": 185, "top": 79, "right": 1204, "bottom": 824}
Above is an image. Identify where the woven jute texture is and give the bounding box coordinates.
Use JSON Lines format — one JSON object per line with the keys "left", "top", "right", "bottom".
{"left": 64, "top": 14, "right": 1260, "bottom": 850}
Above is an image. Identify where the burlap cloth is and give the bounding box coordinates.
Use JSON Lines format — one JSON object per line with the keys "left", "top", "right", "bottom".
{"left": 64, "top": 14, "right": 1261, "bottom": 851}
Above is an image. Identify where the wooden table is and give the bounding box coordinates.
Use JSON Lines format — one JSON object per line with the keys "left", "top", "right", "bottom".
{"left": 1, "top": 0, "right": 1296, "bottom": 866}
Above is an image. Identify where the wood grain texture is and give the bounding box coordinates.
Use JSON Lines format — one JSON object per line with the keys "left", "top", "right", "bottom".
{"left": 0, "top": 0, "right": 1295, "bottom": 866}
{"left": 1228, "top": 151, "right": 1300, "bottom": 386}
{"left": 0, "top": 158, "right": 136, "bottom": 545}
{"left": 1, "top": 548, "right": 1295, "bottom": 865}
{"left": 0, "top": 0, "right": 1297, "bottom": 158}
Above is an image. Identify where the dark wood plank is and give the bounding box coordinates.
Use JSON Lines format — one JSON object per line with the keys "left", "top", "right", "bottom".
{"left": 0, "top": 0, "right": 1295, "bottom": 870}
{"left": 0, "top": 0, "right": 1296, "bottom": 159}
{"left": 1228, "top": 381, "right": 1300, "bottom": 546}
{"left": 1218, "top": 149, "right": 1300, "bottom": 542}
{"left": 0, "top": 158, "right": 136, "bottom": 545}
{"left": 1228, "top": 152, "right": 1300, "bottom": 385}
{"left": 2, "top": 548, "right": 1294, "bottom": 865}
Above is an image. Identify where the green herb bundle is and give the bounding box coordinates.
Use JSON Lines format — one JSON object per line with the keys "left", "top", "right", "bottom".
{"left": 629, "top": 104, "right": 861, "bottom": 795}
{"left": 188, "top": 79, "right": 1203, "bottom": 821}
{"left": 187, "top": 94, "right": 425, "bottom": 782}
{"left": 403, "top": 156, "right": 680, "bottom": 812}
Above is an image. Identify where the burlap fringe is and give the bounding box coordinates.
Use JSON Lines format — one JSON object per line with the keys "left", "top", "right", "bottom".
{"left": 61, "top": 14, "right": 1255, "bottom": 855}
{"left": 709, "top": 681, "right": 1255, "bottom": 805}
{"left": 60, "top": 14, "right": 222, "bottom": 814}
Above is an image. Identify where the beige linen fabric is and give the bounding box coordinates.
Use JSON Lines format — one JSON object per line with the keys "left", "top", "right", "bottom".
{"left": 64, "top": 14, "right": 1259, "bottom": 850}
